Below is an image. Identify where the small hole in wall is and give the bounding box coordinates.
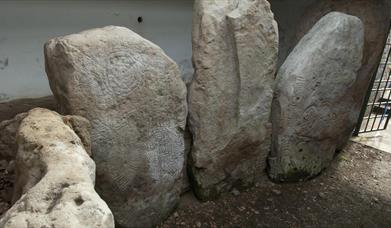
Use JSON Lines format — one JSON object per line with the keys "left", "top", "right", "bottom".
{"left": 137, "top": 16, "right": 143, "bottom": 23}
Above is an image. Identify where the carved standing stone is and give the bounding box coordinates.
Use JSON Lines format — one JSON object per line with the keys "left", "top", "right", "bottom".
{"left": 44, "top": 26, "right": 188, "bottom": 227}
{"left": 290, "top": 0, "right": 390, "bottom": 148}
{"left": 188, "top": 0, "right": 278, "bottom": 200}
{"left": 0, "top": 108, "right": 114, "bottom": 228}
{"left": 268, "top": 12, "right": 364, "bottom": 181}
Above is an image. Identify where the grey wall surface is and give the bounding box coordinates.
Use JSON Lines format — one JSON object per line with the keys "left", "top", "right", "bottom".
{"left": 1, "top": 0, "right": 389, "bottom": 102}
{"left": 0, "top": 0, "right": 193, "bottom": 101}
{"left": 269, "top": 0, "right": 317, "bottom": 67}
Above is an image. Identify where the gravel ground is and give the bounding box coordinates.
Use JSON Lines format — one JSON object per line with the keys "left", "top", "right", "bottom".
{"left": 1, "top": 142, "right": 390, "bottom": 227}
{"left": 160, "top": 142, "right": 391, "bottom": 228}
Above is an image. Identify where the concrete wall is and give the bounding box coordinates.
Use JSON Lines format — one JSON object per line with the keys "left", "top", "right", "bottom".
{"left": 269, "top": 0, "right": 317, "bottom": 67}
{"left": 0, "top": 0, "right": 193, "bottom": 101}
{"left": 0, "top": 0, "right": 389, "bottom": 103}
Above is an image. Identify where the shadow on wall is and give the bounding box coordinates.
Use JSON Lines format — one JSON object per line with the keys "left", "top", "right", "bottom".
{"left": 269, "top": 0, "right": 317, "bottom": 67}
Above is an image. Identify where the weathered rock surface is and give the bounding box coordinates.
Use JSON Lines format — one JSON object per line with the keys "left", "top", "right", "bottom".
{"left": 0, "top": 108, "right": 90, "bottom": 161}
{"left": 268, "top": 12, "right": 364, "bottom": 181}
{"left": 0, "top": 96, "right": 59, "bottom": 161}
{"left": 0, "top": 108, "right": 114, "bottom": 228}
{"left": 45, "top": 26, "right": 188, "bottom": 227}
{"left": 189, "top": 0, "right": 278, "bottom": 200}
{"left": 0, "top": 113, "right": 27, "bottom": 161}
{"left": 290, "top": 0, "right": 390, "bottom": 148}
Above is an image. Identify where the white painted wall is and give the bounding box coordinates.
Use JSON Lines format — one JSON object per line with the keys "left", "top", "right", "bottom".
{"left": 0, "top": 0, "right": 193, "bottom": 101}
{"left": 2, "top": 0, "right": 386, "bottom": 102}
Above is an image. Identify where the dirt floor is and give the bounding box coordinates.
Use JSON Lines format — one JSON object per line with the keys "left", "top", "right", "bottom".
{"left": 160, "top": 142, "right": 391, "bottom": 228}
{"left": 0, "top": 142, "right": 391, "bottom": 227}
{"left": 0, "top": 160, "right": 14, "bottom": 217}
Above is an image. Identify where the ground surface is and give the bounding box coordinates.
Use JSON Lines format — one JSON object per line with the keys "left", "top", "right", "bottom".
{"left": 161, "top": 142, "right": 391, "bottom": 228}
{"left": 0, "top": 142, "right": 390, "bottom": 227}
{"left": 0, "top": 160, "right": 14, "bottom": 217}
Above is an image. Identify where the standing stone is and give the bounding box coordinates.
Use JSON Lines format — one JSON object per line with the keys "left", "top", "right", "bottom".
{"left": 0, "top": 108, "right": 114, "bottom": 228}
{"left": 268, "top": 12, "right": 364, "bottom": 182}
{"left": 289, "top": 0, "right": 390, "bottom": 148}
{"left": 189, "top": 0, "right": 278, "bottom": 200}
{"left": 44, "top": 26, "right": 188, "bottom": 227}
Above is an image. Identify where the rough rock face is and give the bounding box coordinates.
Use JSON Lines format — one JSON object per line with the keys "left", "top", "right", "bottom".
{"left": 189, "top": 0, "right": 278, "bottom": 200}
{"left": 290, "top": 0, "right": 390, "bottom": 148}
{"left": 0, "top": 110, "right": 90, "bottom": 160}
{"left": 44, "top": 26, "right": 188, "bottom": 227}
{"left": 0, "top": 113, "right": 27, "bottom": 161}
{"left": 0, "top": 108, "right": 114, "bottom": 228}
{"left": 268, "top": 12, "right": 364, "bottom": 182}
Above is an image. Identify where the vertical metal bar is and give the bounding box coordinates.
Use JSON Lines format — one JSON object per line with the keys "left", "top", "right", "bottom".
{"left": 354, "top": 72, "right": 377, "bottom": 135}
{"left": 381, "top": 70, "right": 391, "bottom": 129}
{"left": 385, "top": 105, "right": 391, "bottom": 130}
{"left": 366, "top": 52, "right": 389, "bottom": 131}
{"left": 374, "top": 36, "right": 391, "bottom": 130}
{"left": 378, "top": 34, "right": 391, "bottom": 130}
{"left": 369, "top": 49, "right": 390, "bottom": 131}
{"left": 354, "top": 62, "right": 382, "bottom": 135}
{"left": 377, "top": 69, "right": 391, "bottom": 129}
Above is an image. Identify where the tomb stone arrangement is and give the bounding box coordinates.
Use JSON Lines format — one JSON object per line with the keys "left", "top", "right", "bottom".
{"left": 0, "top": 1, "right": 389, "bottom": 227}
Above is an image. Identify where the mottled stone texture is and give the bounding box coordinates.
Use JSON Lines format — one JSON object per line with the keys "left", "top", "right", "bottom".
{"left": 0, "top": 96, "right": 58, "bottom": 161}
{"left": 269, "top": 12, "right": 364, "bottom": 182}
{"left": 0, "top": 113, "right": 27, "bottom": 161}
{"left": 45, "top": 26, "right": 188, "bottom": 227}
{"left": 189, "top": 0, "right": 278, "bottom": 200}
{"left": 0, "top": 110, "right": 90, "bottom": 161}
{"left": 0, "top": 108, "right": 114, "bottom": 228}
{"left": 291, "top": 0, "right": 390, "bottom": 148}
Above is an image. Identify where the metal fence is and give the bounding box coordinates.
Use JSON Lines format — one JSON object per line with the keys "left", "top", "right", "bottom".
{"left": 354, "top": 26, "right": 391, "bottom": 135}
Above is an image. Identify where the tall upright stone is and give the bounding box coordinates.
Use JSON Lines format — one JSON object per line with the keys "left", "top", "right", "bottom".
{"left": 268, "top": 12, "right": 364, "bottom": 182}
{"left": 44, "top": 26, "right": 188, "bottom": 227}
{"left": 290, "top": 0, "right": 390, "bottom": 148}
{"left": 189, "top": 0, "right": 278, "bottom": 200}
